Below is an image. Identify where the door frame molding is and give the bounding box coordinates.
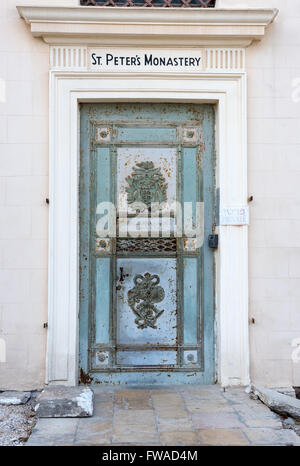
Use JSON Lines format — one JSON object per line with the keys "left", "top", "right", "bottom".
{"left": 46, "top": 70, "right": 249, "bottom": 387}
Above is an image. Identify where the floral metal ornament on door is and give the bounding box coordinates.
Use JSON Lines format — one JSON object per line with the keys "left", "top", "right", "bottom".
{"left": 128, "top": 272, "right": 165, "bottom": 329}
{"left": 125, "top": 161, "right": 167, "bottom": 207}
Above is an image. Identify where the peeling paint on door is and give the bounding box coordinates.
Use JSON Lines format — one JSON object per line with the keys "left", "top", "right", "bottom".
{"left": 79, "top": 103, "right": 216, "bottom": 385}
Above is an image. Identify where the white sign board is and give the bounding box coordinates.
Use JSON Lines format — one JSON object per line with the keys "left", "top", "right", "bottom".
{"left": 89, "top": 48, "right": 203, "bottom": 73}
{"left": 220, "top": 206, "right": 249, "bottom": 226}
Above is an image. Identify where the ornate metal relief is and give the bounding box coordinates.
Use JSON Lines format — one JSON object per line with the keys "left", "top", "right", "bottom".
{"left": 181, "top": 127, "right": 200, "bottom": 145}
{"left": 183, "top": 350, "right": 198, "bottom": 365}
{"left": 96, "top": 237, "right": 111, "bottom": 253}
{"left": 117, "top": 238, "right": 177, "bottom": 253}
{"left": 95, "top": 127, "right": 111, "bottom": 143}
{"left": 80, "top": 0, "right": 216, "bottom": 7}
{"left": 125, "top": 161, "right": 167, "bottom": 208}
{"left": 128, "top": 273, "right": 165, "bottom": 329}
{"left": 96, "top": 351, "right": 109, "bottom": 366}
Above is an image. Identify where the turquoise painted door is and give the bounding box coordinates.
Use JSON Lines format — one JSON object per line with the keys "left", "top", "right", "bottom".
{"left": 79, "top": 103, "right": 215, "bottom": 385}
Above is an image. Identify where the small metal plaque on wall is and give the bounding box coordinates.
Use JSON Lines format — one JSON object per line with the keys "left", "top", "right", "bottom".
{"left": 219, "top": 206, "right": 249, "bottom": 226}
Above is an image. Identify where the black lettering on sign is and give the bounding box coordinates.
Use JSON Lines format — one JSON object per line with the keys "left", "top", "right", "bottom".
{"left": 91, "top": 52, "right": 202, "bottom": 68}
{"left": 91, "top": 53, "right": 102, "bottom": 65}
{"left": 106, "top": 54, "right": 113, "bottom": 64}
{"left": 144, "top": 54, "right": 153, "bottom": 66}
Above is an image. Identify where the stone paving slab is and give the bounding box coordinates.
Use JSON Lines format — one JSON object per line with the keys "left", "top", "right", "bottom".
{"left": 198, "top": 428, "right": 250, "bottom": 446}
{"left": 236, "top": 404, "right": 282, "bottom": 428}
{"left": 243, "top": 427, "right": 300, "bottom": 446}
{"left": 157, "top": 418, "right": 194, "bottom": 432}
{"left": 185, "top": 399, "right": 234, "bottom": 414}
{"left": 115, "top": 389, "right": 152, "bottom": 410}
{"left": 26, "top": 385, "right": 300, "bottom": 446}
{"left": 192, "top": 412, "right": 244, "bottom": 429}
{"left": 160, "top": 431, "right": 200, "bottom": 446}
{"left": 0, "top": 391, "right": 31, "bottom": 405}
{"left": 35, "top": 386, "right": 94, "bottom": 418}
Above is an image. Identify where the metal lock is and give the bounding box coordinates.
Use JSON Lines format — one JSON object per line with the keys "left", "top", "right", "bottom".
{"left": 208, "top": 234, "right": 218, "bottom": 249}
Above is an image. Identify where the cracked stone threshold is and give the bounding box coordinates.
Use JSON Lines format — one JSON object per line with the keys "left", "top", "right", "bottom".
{"left": 34, "top": 386, "right": 94, "bottom": 418}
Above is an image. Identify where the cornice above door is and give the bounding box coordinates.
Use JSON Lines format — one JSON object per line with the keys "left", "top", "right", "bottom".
{"left": 17, "top": 6, "right": 278, "bottom": 47}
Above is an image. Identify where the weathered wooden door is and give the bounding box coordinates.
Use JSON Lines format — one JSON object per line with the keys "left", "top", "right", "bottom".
{"left": 79, "top": 103, "right": 215, "bottom": 384}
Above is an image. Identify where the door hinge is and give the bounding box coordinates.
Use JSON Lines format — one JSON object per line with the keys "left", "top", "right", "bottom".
{"left": 43, "top": 322, "right": 48, "bottom": 329}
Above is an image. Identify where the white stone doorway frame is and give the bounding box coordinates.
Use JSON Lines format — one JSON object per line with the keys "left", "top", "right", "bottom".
{"left": 47, "top": 71, "right": 248, "bottom": 387}
{"left": 17, "top": 5, "right": 278, "bottom": 388}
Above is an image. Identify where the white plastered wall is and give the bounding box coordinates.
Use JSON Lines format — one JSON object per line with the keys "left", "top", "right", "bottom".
{"left": 0, "top": 0, "right": 78, "bottom": 390}
{"left": 218, "top": 0, "right": 300, "bottom": 388}
{"left": 0, "top": 0, "right": 299, "bottom": 390}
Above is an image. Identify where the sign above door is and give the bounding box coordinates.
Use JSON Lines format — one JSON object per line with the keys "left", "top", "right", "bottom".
{"left": 90, "top": 48, "right": 203, "bottom": 73}
{"left": 49, "top": 46, "right": 246, "bottom": 74}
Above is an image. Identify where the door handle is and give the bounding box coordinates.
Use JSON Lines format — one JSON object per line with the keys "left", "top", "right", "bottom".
{"left": 119, "top": 267, "right": 125, "bottom": 282}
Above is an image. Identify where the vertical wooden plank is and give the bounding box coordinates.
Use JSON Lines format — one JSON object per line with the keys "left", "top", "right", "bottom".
{"left": 97, "top": 147, "right": 111, "bottom": 203}
{"left": 202, "top": 105, "right": 216, "bottom": 382}
{"left": 79, "top": 104, "right": 92, "bottom": 377}
{"left": 95, "top": 258, "right": 110, "bottom": 344}
{"left": 182, "top": 147, "right": 197, "bottom": 230}
{"left": 183, "top": 257, "right": 198, "bottom": 345}
{"left": 94, "top": 147, "right": 111, "bottom": 346}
